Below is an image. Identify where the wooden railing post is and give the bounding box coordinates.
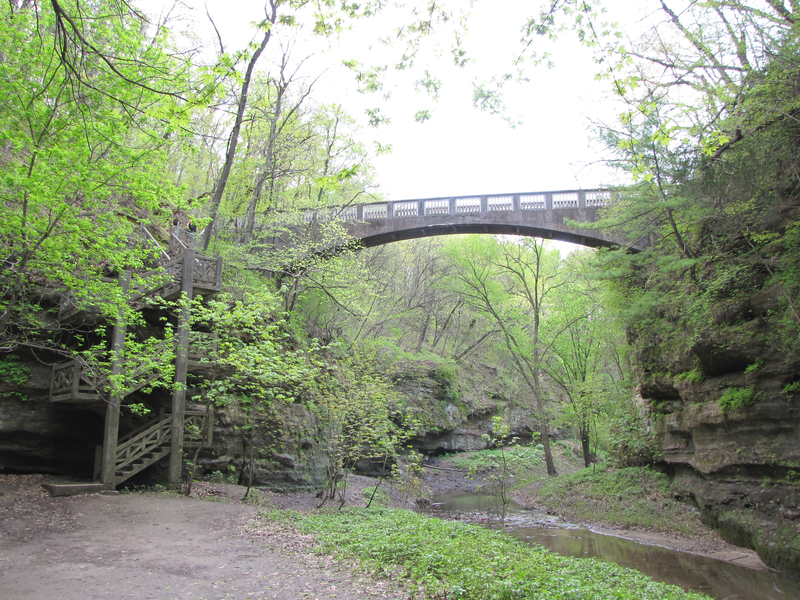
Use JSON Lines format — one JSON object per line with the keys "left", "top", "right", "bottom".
{"left": 168, "top": 248, "right": 194, "bottom": 489}
{"left": 71, "top": 360, "right": 80, "bottom": 400}
{"left": 100, "top": 271, "right": 130, "bottom": 487}
{"left": 214, "top": 256, "right": 223, "bottom": 290}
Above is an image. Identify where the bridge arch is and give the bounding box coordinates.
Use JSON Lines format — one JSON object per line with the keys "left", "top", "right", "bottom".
{"left": 300, "top": 189, "right": 644, "bottom": 252}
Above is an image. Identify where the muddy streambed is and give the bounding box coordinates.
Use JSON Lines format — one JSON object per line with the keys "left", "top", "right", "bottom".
{"left": 423, "top": 493, "right": 800, "bottom": 600}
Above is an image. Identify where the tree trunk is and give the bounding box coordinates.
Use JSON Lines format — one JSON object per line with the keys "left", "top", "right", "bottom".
{"left": 535, "top": 392, "right": 557, "bottom": 476}
{"left": 580, "top": 424, "right": 593, "bottom": 468}
{"left": 201, "top": 1, "right": 277, "bottom": 252}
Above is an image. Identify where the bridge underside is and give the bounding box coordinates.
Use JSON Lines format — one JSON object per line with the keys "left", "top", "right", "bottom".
{"left": 359, "top": 222, "right": 621, "bottom": 249}
{"left": 349, "top": 207, "right": 641, "bottom": 251}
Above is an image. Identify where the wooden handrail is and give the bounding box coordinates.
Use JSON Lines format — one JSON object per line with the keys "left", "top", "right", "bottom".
{"left": 118, "top": 415, "right": 161, "bottom": 445}
{"left": 116, "top": 416, "right": 173, "bottom": 471}
{"left": 140, "top": 223, "right": 171, "bottom": 262}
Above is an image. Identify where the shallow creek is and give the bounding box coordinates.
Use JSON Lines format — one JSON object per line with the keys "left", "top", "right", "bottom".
{"left": 422, "top": 493, "right": 800, "bottom": 600}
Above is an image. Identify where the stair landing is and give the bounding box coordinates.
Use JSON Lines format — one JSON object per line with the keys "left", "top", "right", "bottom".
{"left": 42, "top": 481, "right": 111, "bottom": 497}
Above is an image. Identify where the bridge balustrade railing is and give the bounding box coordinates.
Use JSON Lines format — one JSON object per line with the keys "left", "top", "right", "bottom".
{"left": 424, "top": 199, "right": 449, "bottom": 215}
{"left": 363, "top": 204, "right": 387, "bottom": 219}
{"left": 456, "top": 197, "right": 481, "bottom": 213}
{"left": 254, "top": 189, "right": 614, "bottom": 228}
{"left": 394, "top": 201, "right": 419, "bottom": 218}
{"left": 488, "top": 195, "right": 513, "bottom": 212}
{"left": 338, "top": 206, "right": 358, "bottom": 221}
{"left": 520, "top": 194, "right": 546, "bottom": 210}
{"left": 586, "top": 191, "right": 611, "bottom": 207}
{"left": 553, "top": 192, "right": 579, "bottom": 209}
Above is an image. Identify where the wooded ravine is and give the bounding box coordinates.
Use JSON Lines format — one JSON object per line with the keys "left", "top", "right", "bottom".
{"left": 1, "top": 0, "right": 799, "bottom": 591}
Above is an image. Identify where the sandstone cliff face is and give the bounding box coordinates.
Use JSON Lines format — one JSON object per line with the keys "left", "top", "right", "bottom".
{"left": 198, "top": 361, "right": 537, "bottom": 489}
{"left": 394, "top": 360, "right": 537, "bottom": 453}
{"left": 644, "top": 335, "right": 800, "bottom": 575}
{"left": 196, "top": 399, "right": 328, "bottom": 492}
{"left": 0, "top": 357, "right": 102, "bottom": 477}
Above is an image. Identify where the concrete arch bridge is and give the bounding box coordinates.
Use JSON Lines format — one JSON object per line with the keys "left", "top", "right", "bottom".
{"left": 273, "top": 188, "right": 645, "bottom": 253}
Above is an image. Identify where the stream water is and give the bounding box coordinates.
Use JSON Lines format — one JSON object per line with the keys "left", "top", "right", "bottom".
{"left": 423, "top": 493, "right": 800, "bottom": 600}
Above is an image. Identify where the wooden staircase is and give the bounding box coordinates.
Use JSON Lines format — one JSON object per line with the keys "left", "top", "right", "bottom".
{"left": 114, "top": 416, "right": 173, "bottom": 485}
{"left": 50, "top": 344, "right": 167, "bottom": 403}
{"left": 48, "top": 234, "right": 223, "bottom": 490}
{"left": 58, "top": 251, "right": 222, "bottom": 320}
{"left": 50, "top": 332, "right": 218, "bottom": 403}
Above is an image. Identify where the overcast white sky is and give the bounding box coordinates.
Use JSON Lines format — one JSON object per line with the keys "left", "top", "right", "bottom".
{"left": 144, "top": 1, "right": 653, "bottom": 200}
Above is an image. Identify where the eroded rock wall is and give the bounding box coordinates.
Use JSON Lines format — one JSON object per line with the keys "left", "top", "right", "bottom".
{"left": 0, "top": 357, "right": 102, "bottom": 477}
{"left": 644, "top": 332, "right": 800, "bottom": 575}
{"left": 395, "top": 360, "right": 537, "bottom": 453}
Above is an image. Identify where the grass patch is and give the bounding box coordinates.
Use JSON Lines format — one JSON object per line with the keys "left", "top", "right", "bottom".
{"left": 450, "top": 445, "right": 543, "bottom": 472}
{"left": 259, "top": 507, "right": 709, "bottom": 599}
{"left": 536, "top": 466, "right": 705, "bottom": 537}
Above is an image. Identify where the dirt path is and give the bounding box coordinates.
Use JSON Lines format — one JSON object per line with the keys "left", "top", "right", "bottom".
{"left": 0, "top": 475, "right": 404, "bottom": 600}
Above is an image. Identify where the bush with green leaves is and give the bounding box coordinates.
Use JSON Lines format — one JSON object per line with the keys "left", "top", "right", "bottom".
{"left": 307, "top": 345, "right": 419, "bottom": 508}
{"left": 0, "top": 354, "right": 30, "bottom": 400}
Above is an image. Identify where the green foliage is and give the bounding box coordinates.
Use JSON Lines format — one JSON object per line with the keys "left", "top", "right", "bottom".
{"left": 0, "top": 354, "right": 29, "bottom": 400}
{"left": 783, "top": 382, "right": 800, "bottom": 399}
{"left": 434, "top": 362, "right": 457, "bottom": 385}
{"left": 127, "top": 403, "right": 151, "bottom": 417}
{"left": 272, "top": 507, "right": 709, "bottom": 599}
{"left": 784, "top": 470, "right": 800, "bottom": 484}
{"left": 607, "top": 401, "right": 662, "bottom": 468}
{"left": 542, "top": 249, "right": 635, "bottom": 467}
{"left": 308, "top": 344, "right": 418, "bottom": 507}
{"left": 557, "top": 440, "right": 574, "bottom": 460}
{"left": 744, "top": 358, "right": 764, "bottom": 375}
{"left": 242, "top": 489, "right": 270, "bottom": 507}
{"left": 433, "top": 361, "right": 461, "bottom": 403}
{"left": 718, "top": 387, "right": 756, "bottom": 414}
{"left": 586, "top": 2, "right": 800, "bottom": 414}
{"left": 0, "top": 2, "right": 205, "bottom": 351}
{"left": 391, "top": 450, "right": 426, "bottom": 507}
{"left": 193, "top": 290, "right": 315, "bottom": 402}
{"left": 204, "top": 468, "right": 238, "bottom": 486}
{"left": 460, "top": 418, "right": 543, "bottom": 524}
{"left": 537, "top": 467, "right": 705, "bottom": 538}
{"left": 675, "top": 368, "right": 704, "bottom": 384}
